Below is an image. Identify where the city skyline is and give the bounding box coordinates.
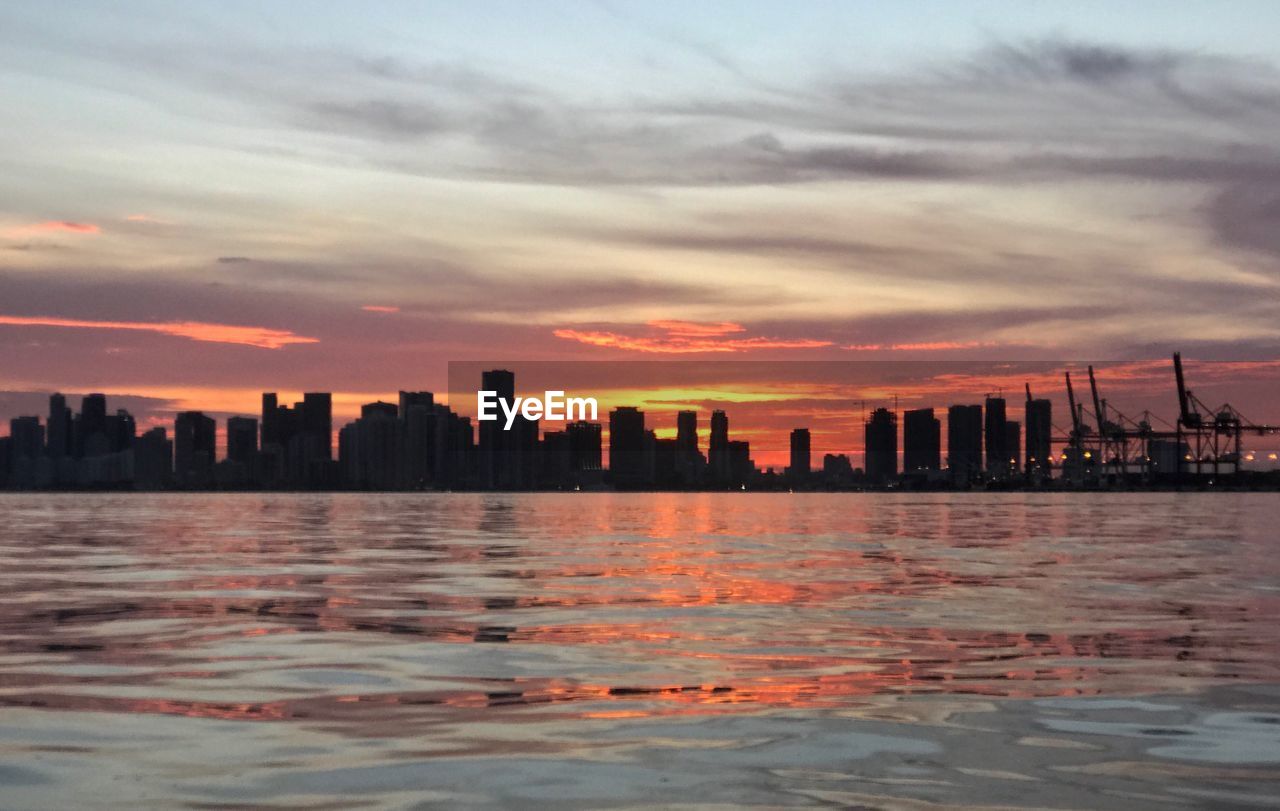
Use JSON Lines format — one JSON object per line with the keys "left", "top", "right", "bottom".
{"left": 5, "top": 3, "right": 1280, "bottom": 420}
{"left": 5, "top": 358, "right": 1279, "bottom": 490}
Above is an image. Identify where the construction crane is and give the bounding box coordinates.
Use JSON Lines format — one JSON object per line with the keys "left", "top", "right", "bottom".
{"left": 1173, "top": 352, "right": 1279, "bottom": 479}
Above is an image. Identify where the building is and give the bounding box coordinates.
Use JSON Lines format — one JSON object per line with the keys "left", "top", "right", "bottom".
{"left": 947, "top": 404, "right": 983, "bottom": 484}
{"left": 478, "top": 369, "right": 516, "bottom": 489}
{"left": 864, "top": 407, "right": 897, "bottom": 484}
{"left": 1025, "top": 396, "right": 1052, "bottom": 481}
{"left": 608, "top": 407, "right": 647, "bottom": 487}
{"left": 77, "top": 393, "right": 108, "bottom": 457}
{"left": 47, "top": 393, "right": 70, "bottom": 459}
{"left": 984, "top": 396, "right": 1008, "bottom": 480}
{"left": 1003, "top": 421, "right": 1021, "bottom": 479}
{"left": 134, "top": 427, "right": 173, "bottom": 489}
{"left": 903, "top": 408, "right": 941, "bottom": 472}
{"left": 788, "top": 428, "right": 811, "bottom": 479}
{"left": 226, "top": 416, "right": 258, "bottom": 464}
{"left": 399, "top": 391, "right": 435, "bottom": 489}
{"left": 709, "top": 409, "right": 729, "bottom": 483}
{"left": 174, "top": 411, "right": 216, "bottom": 488}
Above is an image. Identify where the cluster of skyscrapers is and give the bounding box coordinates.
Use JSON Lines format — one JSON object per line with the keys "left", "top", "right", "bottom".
{"left": 1, "top": 373, "right": 1056, "bottom": 491}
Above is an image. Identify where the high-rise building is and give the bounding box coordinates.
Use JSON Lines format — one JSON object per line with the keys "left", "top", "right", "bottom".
{"left": 174, "top": 411, "right": 216, "bottom": 487}
{"left": 788, "top": 428, "right": 811, "bottom": 479}
{"left": 1004, "top": 420, "right": 1021, "bottom": 477}
{"left": 106, "top": 409, "right": 136, "bottom": 453}
{"left": 864, "top": 408, "right": 897, "bottom": 484}
{"left": 566, "top": 420, "right": 602, "bottom": 473}
{"left": 947, "top": 404, "right": 983, "bottom": 484}
{"left": 399, "top": 391, "right": 436, "bottom": 489}
{"left": 985, "top": 396, "right": 1008, "bottom": 479}
{"left": 8, "top": 416, "right": 44, "bottom": 467}
{"left": 226, "top": 416, "right": 259, "bottom": 464}
{"left": 479, "top": 369, "right": 516, "bottom": 489}
{"left": 677, "top": 411, "right": 698, "bottom": 456}
{"left": 903, "top": 408, "right": 941, "bottom": 472}
{"left": 1025, "top": 396, "right": 1052, "bottom": 481}
{"left": 78, "top": 393, "right": 108, "bottom": 457}
{"left": 134, "top": 427, "right": 173, "bottom": 489}
{"left": 709, "top": 409, "right": 729, "bottom": 483}
{"left": 608, "top": 407, "right": 647, "bottom": 487}
{"left": 301, "top": 393, "right": 332, "bottom": 459}
{"left": 261, "top": 393, "right": 280, "bottom": 447}
{"left": 47, "top": 393, "right": 70, "bottom": 459}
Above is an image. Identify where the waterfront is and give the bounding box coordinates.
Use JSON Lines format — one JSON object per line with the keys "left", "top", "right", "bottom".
{"left": 1, "top": 493, "right": 1278, "bottom": 808}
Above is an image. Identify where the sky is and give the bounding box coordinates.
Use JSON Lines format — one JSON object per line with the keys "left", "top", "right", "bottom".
{"left": 3, "top": 2, "right": 1280, "bottom": 444}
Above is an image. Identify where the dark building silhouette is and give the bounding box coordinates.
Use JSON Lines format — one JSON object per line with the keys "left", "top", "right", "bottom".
{"left": 823, "top": 453, "right": 854, "bottom": 482}
{"left": 727, "top": 440, "right": 753, "bottom": 485}
{"left": 226, "top": 416, "right": 258, "bottom": 464}
{"left": 903, "top": 408, "right": 941, "bottom": 472}
{"left": 567, "top": 420, "right": 602, "bottom": 475}
{"left": 47, "top": 393, "right": 70, "bottom": 459}
{"left": 789, "top": 428, "right": 811, "bottom": 479}
{"left": 399, "top": 391, "right": 435, "bottom": 489}
{"left": 947, "top": 404, "right": 983, "bottom": 484}
{"left": 174, "top": 411, "right": 215, "bottom": 488}
{"left": 985, "top": 396, "right": 1008, "bottom": 480}
{"left": 106, "top": 409, "right": 136, "bottom": 453}
{"left": 77, "top": 393, "right": 108, "bottom": 457}
{"left": 608, "top": 407, "right": 648, "bottom": 487}
{"left": 709, "top": 409, "right": 729, "bottom": 483}
{"left": 1004, "top": 420, "right": 1021, "bottom": 477}
{"left": 479, "top": 369, "right": 516, "bottom": 489}
{"left": 134, "top": 426, "right": 172, "bottom": 489}
{"left": 340, "top": 402, "right": 400, "bottom": 489}
{"left": 864, "top": 407, "right": 897, "bottom": 484}
{"left": 1025, "top": 396, "right": 1052, "bottom": 481}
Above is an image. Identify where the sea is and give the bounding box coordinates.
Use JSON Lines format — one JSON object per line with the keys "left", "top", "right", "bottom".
{"left": 1, "top": 492, "right": 1278, "bottom": 809}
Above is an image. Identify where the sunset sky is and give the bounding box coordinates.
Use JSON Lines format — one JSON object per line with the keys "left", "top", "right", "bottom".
{"left": 3, "top": 2, "right": 1280, "bottom": 448}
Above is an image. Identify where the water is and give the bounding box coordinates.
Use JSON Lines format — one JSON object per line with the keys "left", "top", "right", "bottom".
{"left": 2, "top": 492, "right": 1279, "bottom": 809}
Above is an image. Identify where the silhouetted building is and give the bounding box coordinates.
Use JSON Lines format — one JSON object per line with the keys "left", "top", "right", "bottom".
{"left": 727, "top": 440, "right": 753, "bottom": 485}
{"left": 479, "top": 369, "right": 517, "bottom": 489}
{"left": 1025, "top": 397, "right": 1052, "bottom": 481}
{"left": 567, "top": 420, "right": 603, "bottom": 476}
{"left": 1003, "top": 421, "right": 1021, "bottom": 478}
{"left": 985, "top": 396, "right": 1008, "bottom": 480}
{"left": 106, "top": 409, "right": 136, "bottom": 453}
{"left": 609, "top": 407, "right": 647, "bottom": 487}
{"left": 47, "top": 393, "right": 70, "bottom": 459}
{"left": 947, "top": 404, "right": 983, "bottom": 484}
{"left": 77, "top": 393, "right": 108, "bottom": 457}
{"left": 226, "top": 416, "right": 258, "bottom": 464}
{"left": 823, "top": 453, "right": 854, "bottom": 482}
{"left": 709, "top": 409, "right": 729, "bottom": 484}
{"left": 789, "top": 428, "right": 811, "bottom": 480}
{"left": 903, "top": 408, "right": 941, "bottom": 472}
{"left": 174, "top": 411, "right": 215, "bottom": 488}
{"left": 7, "top": 416, "right": 44, "bottom": 487}
{"left": 864, "top": 407, "right": 897, "bottom": 484}
{"left": 134, "top": 427, "right": 173, "bottom": 489}
{"left": 340, "top": 402, "right": 401, "bottom": 489}
{"left": 399, "top": 391, "right": 435, "bottom": 489}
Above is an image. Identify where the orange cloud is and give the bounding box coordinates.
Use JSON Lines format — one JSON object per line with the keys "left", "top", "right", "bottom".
{"left": 5, "top": 220, "right": 100, "bottom": 237}
{"left": 361, "top": 305, "right": 400, "bottom": 313}
{"left": 554, "top": 320, "right": 832, "bottom": 354}
{"left": 843, "top": 340, "right": 994, "bottom": 351}
{"left": 0, "top": 315, "right": 318, "bottom": 349}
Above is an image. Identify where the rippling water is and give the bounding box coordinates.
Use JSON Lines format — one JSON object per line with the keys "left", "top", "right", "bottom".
{"left": 2, "top": 493, "right": 1279, "bottom": 808}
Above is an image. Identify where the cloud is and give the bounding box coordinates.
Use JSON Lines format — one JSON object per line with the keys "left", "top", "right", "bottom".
{"left": 5, "top": 221, "right": 100, "bottom": 237}
{"left": 361, "top": 304, "right": 400, "bottom": 313}
{"left": 0, "top": 314, "right": 318, "bottom": 349}
{"left": 216, "top": 256, "right": 252, "bottom": 264}
{"left": 554, "top": 320, "right": 833, "bottom": 354}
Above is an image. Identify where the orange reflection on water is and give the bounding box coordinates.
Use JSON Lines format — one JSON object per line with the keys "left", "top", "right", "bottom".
{"left": 1, "top": 492, "right": 1278, "bottom": 735}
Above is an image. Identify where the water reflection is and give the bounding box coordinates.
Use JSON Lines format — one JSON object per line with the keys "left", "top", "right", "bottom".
{"left": 0, "top": 493, "right": 1277, "bottom": 734}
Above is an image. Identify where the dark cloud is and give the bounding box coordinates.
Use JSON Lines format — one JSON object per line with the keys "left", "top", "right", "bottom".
{"left": 215, "top": 256, "right": 252, "bottom": 264}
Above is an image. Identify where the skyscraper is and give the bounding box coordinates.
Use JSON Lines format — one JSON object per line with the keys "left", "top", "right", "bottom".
{"left": 903, "top": 408, "right": 941, "bottom": 472}
{"left": 608, "top": 406, "right": 647, "bottom": 487}
{"left": 709, "top": 409, "right": 729, "bottom": 483}
{"left": 985, "top": 396, "right": 1008, "bottom": 480}
{"left": 399, "top": 391, "right": 435, "bottom": 489}
{"left": 1025, "top": 395, "right": 1052, "bottom": 481}
{"left": 226, "top": 416, "right": 259, "bottom": 464}
{"left": 1004, "top": 420, "right": 1021, "bottom": 477}
{"left": 947, "top": 404, "right": 983, "bottom": 484}
{"left": 47, "top": 393, "right": 69, "bottom": 459}
{"left": 78, "top": 393, "right": 108, "bottom": 457}
{"left": 479, "top": 369, "right": 516, "bottom": 489}
{"left": 174, "top": 411, "right": 216, "bottom": 488}
{"left": 677, "top": 411, "right": 698, "bottom": 456}
{"left": 864, "top": 407, "right": 897, "bottom": 484}
{"left": 789, "top": 428, "right": 811, "bottom": 479}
